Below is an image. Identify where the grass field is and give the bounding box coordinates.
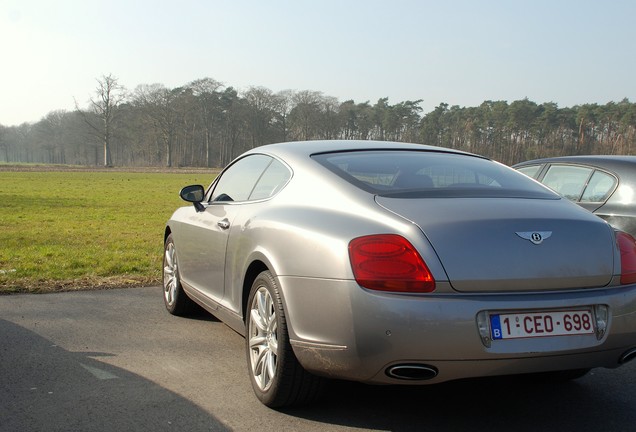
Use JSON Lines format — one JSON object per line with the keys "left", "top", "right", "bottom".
{"left": 0, "top": 167, "right": 219, "bottom": 293}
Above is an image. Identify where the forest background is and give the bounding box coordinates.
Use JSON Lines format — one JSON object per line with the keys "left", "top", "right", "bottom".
{"left": 1, "top": 74, "right": 635, "bottom": 169}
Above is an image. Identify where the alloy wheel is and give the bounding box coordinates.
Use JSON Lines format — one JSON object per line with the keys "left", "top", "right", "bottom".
{"left": 248, "top": 286, "right": 278, "bottom": 391}
{"left": 163, "top": 242, "right": 178, "bottom": 307}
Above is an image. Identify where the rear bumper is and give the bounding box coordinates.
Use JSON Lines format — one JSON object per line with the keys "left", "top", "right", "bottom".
{"left": 279, "top": 276, "right": 636, "bottom": 384}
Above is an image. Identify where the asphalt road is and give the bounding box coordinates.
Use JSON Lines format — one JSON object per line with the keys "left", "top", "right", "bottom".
{"left": 1, "top": 287, "right": 635, "bottom": 432}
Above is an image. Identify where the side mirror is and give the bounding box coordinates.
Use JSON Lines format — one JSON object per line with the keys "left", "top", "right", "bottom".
{"left": 179, "top": 185, "right": 205, "bottom": 211}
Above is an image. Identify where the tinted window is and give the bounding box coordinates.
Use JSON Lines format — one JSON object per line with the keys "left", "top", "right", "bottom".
{"left": 313, "top": 151, "right": 558, "bottom": 199}
{"left": 248, "top": 159, "right": 292, "bottom": 200}
{"left": 210, "top": 154, "right": 272, "bottom": 202}
{"left": 580, "top": 170, "right": 616, "bottom": 203}
{"left": 516, "top": 165, "right": 543, "bottom": 178}
{"left": 541, "top": 165, "right": 593, "bottom": 201}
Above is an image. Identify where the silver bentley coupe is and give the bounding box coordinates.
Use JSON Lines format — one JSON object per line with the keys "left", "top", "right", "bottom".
{"left": 163, "top": 140, "right": 636, "bottom": 408}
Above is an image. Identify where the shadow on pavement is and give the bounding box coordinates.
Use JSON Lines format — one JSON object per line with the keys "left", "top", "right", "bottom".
{"left": 0, "top": 318, "right": 229, "bottom": 432}
{"left": 285, "top": 364, "right": 636, "bottom": 431}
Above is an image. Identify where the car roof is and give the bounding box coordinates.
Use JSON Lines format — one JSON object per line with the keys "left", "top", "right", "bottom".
{"left": 514, "top": 155, "right": 636, "bottom": 173}
{"left": 244, "top": 140, "right": 478, "bottom": 160}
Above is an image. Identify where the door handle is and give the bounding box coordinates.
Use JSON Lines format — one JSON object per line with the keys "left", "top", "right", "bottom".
{"left": 217, "top": 218, "right": 230, "bottom": 230}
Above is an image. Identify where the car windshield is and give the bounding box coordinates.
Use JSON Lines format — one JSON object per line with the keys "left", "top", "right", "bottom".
{"left": 313, "top": 150, "right": 559, "bottom": 199}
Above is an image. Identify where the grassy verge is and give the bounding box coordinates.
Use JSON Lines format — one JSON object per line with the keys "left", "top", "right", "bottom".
{"left": 0, "top": 168, "right": 218, "bottom": 293}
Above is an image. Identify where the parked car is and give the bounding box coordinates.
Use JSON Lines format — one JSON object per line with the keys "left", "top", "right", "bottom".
{"left": 164, "top": 141, "right": 636, "bottom": 408}
{"left": 514, "top": 156, "right": 636, "bottom": 236}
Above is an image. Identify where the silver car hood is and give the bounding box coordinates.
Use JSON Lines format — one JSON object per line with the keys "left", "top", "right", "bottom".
{"left": 375, "top": 196, "right": 615, "bottom": 292}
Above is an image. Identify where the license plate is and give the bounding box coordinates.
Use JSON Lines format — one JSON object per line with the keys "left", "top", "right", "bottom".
{"left": 490, "top": 309, "right": 595, "bottom": 340}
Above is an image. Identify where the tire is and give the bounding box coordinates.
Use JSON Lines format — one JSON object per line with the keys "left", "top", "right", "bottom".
{"left": 162, "top": 234, "right": 196, "bottom": 316}
{"left": 245, "top": 270, "right": 324, "bottom": 408}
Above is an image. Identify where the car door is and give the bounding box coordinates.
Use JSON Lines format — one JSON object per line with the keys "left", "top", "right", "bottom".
{"left": 177, "top": 154, "right": 273, "bottom": 302}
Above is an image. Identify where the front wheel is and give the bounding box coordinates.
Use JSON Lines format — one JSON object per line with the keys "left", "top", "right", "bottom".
{"left": 162, "top": 234, "right": 196, "bottom": 316}
{"left": 245, "top": 271, "right": 324, "bottom": 407}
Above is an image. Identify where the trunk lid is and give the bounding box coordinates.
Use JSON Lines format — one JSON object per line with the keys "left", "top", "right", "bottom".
{"left": 376, "top": 196, "right": 615, "bottom": 292}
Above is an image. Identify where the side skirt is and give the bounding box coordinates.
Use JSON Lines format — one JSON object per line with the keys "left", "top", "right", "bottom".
{"left": 182, "top": 281, "right": 246, "bottom": 336}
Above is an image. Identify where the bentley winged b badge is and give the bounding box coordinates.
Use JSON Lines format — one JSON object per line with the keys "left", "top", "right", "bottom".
{"left": 516, "top": 231, "right": 553, "bottom": 245}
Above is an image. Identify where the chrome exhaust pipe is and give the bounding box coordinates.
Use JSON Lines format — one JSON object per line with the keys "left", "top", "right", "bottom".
{"left": 619, "top": 348, "right": 636, "bottom": 364}
{"left": 386, "top": 364, "right": 438, "bottom": 381}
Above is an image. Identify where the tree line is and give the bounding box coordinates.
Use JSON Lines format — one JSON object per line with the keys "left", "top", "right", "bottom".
{"left": 1, "top": 74, "right": 635, "bottom": 168}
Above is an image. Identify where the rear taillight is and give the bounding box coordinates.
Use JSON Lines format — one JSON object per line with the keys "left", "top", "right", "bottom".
{"left": 348, "top": 234, "right": 435, "bottom": 293}
{"left": 617, "top": 231, "right": 636, "bottom": 284}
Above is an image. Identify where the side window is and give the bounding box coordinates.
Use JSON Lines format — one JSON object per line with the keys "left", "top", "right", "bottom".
{"left": 210, "top": 155, "right": 272, "bottom": 202}
{"left": 541, "top": 165, "right": 593, "bottom": 201}
{"left": 580, "top": 170, "right": 616, "bottom": 203}
{"left": 249, "top": 159, "right": 292, "bottom": 200}
{"left": 516, "top": 165, "right": 543, "bottom": 179}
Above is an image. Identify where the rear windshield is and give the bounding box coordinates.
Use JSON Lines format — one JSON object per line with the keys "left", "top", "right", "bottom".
{"left": 312, "top": 150, "right": 559, "bottom": 199}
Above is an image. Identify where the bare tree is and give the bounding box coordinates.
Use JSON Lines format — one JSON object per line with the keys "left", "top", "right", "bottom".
{"left": 132, "top": 83, "right": 184, "bottom": 167}
{"left": 243, "top": 86, "right": 276, "bottom": 148}
{"left": 0, "top": 124, "right": 8, "bottom": 162}
{"left": 188, "top": 78, "right": 224, "bottom": 167}
{"left": 318, "top": 96, "right": 341, "bottom": 139}
{"left": 35, "top": 110, "right": 68, "bottom": 163}
{"left": 3, "top": 72, "right": 635, "bottom": 168}
{"left": 272, "top": 90, "right": 295, "bottom": 142}
{"left": 76, "top": 74, "right": 126, "bottom": 166}
{"left": 289, "top": 90, "right": 323, "bottom": 140}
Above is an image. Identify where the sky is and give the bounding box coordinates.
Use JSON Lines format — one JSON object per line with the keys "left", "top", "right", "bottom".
{"left": 1, "top": 0, "right": 635, "bottom": 126}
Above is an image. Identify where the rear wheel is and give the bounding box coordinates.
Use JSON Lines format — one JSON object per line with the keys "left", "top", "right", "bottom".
{"left": 163, "top": 234, "right": 196, "bottom": 316}
{"left": 245, "top": 270, "right": 324, "bottom": 407}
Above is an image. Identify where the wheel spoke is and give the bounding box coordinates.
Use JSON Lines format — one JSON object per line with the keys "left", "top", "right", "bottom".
{"left": 164, "top": 249, "right": 172, "bottom": 268}
{"left": 164, "top": 280, "right": 171, "bottom": 302}
{"left": 249, "top": 334, "right": 267, "bottom": 349}
{"left": 163, "top": 264, "right": 174, "bottom": 277}
{"left": 163, "top": 243, "right": 179, "bottom": 306}
{"left": 249, "top": 286, "right": 279, "bottom": 391}
{"left": 257, "top": 357, "right": 268, "bottom": 388}
{"left": 254, "top": 347, "right": 267, "bottom": 374}
{"left": 269, "top": 333, "right": 278, "bottom": 352}
{"left": 250, "top": 309, "right": 267, "bottom": 333}
{"left": 265, "top": 350, "right": 276, "bottom": 382}
{"left": 257, "top": 291, "right": 270, "bottom": 324}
